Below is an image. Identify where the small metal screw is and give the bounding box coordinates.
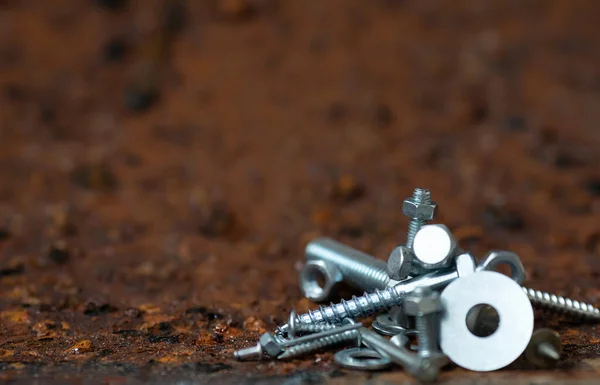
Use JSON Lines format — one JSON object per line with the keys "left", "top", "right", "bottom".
{"left": 403, "top": 188, "right": 436, "bottom": 250}
{"left": 278, "top": 324, "right": 362, "bottom": 360}
{"left": 524, "top": 328, "right": 562, "bottom": 368}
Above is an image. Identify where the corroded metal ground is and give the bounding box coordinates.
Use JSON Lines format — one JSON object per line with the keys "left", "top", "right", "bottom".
{"left": 0, "top": 0, "right": 599, "bottom": 383}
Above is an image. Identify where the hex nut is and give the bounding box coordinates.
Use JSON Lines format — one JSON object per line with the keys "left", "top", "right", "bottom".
{"left": 259, "top": 333, "right": 284, "bottom": 357}
{"left": 300, "top": 260, "right": 343, "bottom": 302}
{"left": 387, "top": 246, "right": 414, "bottom": 281}
{"left": 402, "top": 199, "right": 437, "bottom": 220}
{"left": 412, "top": 224, "right": 457, "bottom": 269}
{"left": 404, "top": 290, "right": 443, "bottom": 316}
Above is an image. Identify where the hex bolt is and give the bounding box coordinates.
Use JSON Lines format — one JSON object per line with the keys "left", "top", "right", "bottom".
{"left": 359, "top": 327, "right": 440, "bottom": 382}
{"left": 412, "top": 224, "right": 457, "bottom": 271}
{"left": 403, "top": 188, "right": 437, "bottom": 250}
{"left": 404, "top": 287, "right": 448, "bottom": 367}
{"left": 387, "top": 245, "right": 414, "bottom": 281}
{"left": 302, "top": 238, "right": 392, "bottom": 302}
{"left": 524, "top": 328, "right": 562, "bottom": 368}
{"left": 278, "top": 253, "right": 478, "bottom": 334}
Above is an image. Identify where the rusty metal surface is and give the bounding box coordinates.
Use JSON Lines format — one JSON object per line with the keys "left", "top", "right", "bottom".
{"left": 1, "top": 0, "right": 600, "bottom": 383}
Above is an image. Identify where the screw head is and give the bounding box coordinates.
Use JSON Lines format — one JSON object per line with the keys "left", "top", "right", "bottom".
{"left": 259, "top": 333, "right": 284, "bottom": 357}
{"left": 413, "top": 224, "right": 457, "bottom": 269}
{"left": 404, "top": 287, "right": 442, "bottom": 316}
{"left": 387, "top": 246, "right": 414, "bottom": 280}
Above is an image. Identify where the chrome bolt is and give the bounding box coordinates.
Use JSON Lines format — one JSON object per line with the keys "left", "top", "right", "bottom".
{"left": 404, "top": 287, "right": 448, "bottom": 367}
{"left": 233, "top": 332, "right": 285, "bottom": 361}
{"left": 360, "top": 327, "right": 440, "bottom": 382}
{"left": 286, "top": 310, "right": 336, "bottom": 338}
{"left": 403, "top": 188, "right": 436, "bottom": 250}
{"left": 386, "top": 245, "right": 414, "bottom": 281}
{"left": 302, "top": 237, "right": 392, "bottom": 302}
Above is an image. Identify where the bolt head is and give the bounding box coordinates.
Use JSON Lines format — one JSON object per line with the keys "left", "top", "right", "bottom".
{"left": 404, "top": 290, "right": 443, "bottom": 316}
{"left": 413, "top": 224, "right": 457, "bottom": 269}
{"left": 259, "top": 333, "right": 284, "bottom": 357}
{"left": 387, "top": 246, "right": 414, "bottom": 281}
{"left": 402, "top": 199, "right": 436, "bottom": 220}
{"left": 455, "top": 252, "right": 476, "bottom": 277}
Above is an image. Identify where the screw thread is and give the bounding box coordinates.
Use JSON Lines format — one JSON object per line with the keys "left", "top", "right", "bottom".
{"left": 413, "top": 188, "right": 432, "bottom": 203}
{"left": 295, "top": 323, "right": 337, "bottom": 333}
{"left": 523, "top": 287, "right": 600, "bottom": 321}
{"left": 406, "top": 188, "right": 432, "bottom": 249}
{"left": 415, "top": 316, "right": 431, "bottom": 353}
{"left": 278, "top": 330, "right": 359, "bottom": 360}
{"left": 300, "top": 287, "right": 402, "bottom": 326}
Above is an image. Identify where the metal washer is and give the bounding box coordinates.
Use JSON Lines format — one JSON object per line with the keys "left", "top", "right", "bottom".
{"left": 439, "top": 271, "right": 534, "bottom": 372}
{"left": 334, "top": 347, "right": 393, "bottom": 371}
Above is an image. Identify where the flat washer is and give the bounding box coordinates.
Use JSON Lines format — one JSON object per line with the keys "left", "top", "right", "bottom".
{"left": 440, "top": 271, "right": 534, "bottom": 372}
{"left": 334, "top": 347, "right": 393, "bottom": 371}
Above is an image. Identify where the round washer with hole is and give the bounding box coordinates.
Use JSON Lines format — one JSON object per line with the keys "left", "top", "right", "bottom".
{"left": 334, "top": 347, "right": 393, "bottom": 371}
{"left": 439, "top": 270, "right": 534, "bottom": 372}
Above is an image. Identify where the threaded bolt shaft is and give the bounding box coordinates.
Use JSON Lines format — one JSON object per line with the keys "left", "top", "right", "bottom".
{"left": 278, "top": 330, "right": 359, "bottom": 360}
{"left": 522, "top": 287, "right": 600, "bottom": 321}
{"left": 405, "top": 188, "right": 433, "bottom": 249}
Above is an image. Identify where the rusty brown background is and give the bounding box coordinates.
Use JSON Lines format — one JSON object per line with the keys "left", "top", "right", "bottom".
{"left": 1, "top": 0, "right": 600, "bottom": 384}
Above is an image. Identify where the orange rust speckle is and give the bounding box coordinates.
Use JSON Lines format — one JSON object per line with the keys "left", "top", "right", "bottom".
{"left": 157, "top": 355, "right": 182, "bottom": 364}
{"left": 1, "top": 310, "right": 30, "bottom": 324}
{"left": 311, "top": 207, "right": 334, "bottom": 226}
{"left": 140, "top": 314, "right": 175, "bottom": 331}
{"left": 0, "top": 349, "right": 14, "bottom": 359}
{"left": 9, "top": 363, "right": 25, "bottom": 370}
{"left": 139, "top": 304, "right": 162, "bottom": 314}
{"left": 213, "top": 322, "right": 228, "bottom": 334}
{"left": 243, "top": 316, "right": 266, "bottom": 333}
{"left": 196, "top": 331, "right": 216, "bottom": 346}
{"left": 67, "top": 340, "right": 94, "bottom": 354}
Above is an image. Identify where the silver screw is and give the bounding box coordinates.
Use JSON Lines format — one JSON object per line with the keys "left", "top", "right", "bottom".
{"left": 522, "top": 287, "right": 600, "bottom": 321}
{"left": 359, "top": 327, "right": 440, "bottom": 382}
{"left": 279, "top": 326, "right": 361, "bottom": 360}
{"left": 233, "top": 332, "right": 285, "bottom": 361}
{"left": 403, "top": 188, "right": 436, "bottom": 250}
{"left": 524, "top": 328, "right": 562, "bottom": 368}
{"left": 404, "top": 287, "right": 448, "bottom": 367}
{"left": 286, "top": 310, "right": 336, "bottom": 338}
{"left": 279, "top": 252, "right": 477, "bottom": 334}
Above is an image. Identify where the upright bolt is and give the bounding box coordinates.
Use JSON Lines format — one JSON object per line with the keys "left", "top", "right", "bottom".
{"left": 403, "top": 188, "right": 436, "bottom": 250}
{"left": 404, "top": 287, "right": 448, "bottom": 367}
{"left": 359, "top": 327, "right": 440, "bottom": 382}
{"left": 524, "top": 328, "right": 562, "bottom": 368}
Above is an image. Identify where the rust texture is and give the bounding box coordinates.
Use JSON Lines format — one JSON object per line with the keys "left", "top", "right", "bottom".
{"left": 0, "top": 0, "right": 600, "bottom": 383}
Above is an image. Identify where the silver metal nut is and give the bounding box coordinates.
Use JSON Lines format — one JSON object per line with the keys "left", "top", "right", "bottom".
{"left": 404, "top": 290, "right": 443, "bottom": 316}
{"left": 259, "top": 333, "right": 284, "bottom": 357}
{"left": 387, "top": 246, "right": 414, "bottom": 281}
{"left": 402, "top": 199, "right": 436, "bottom": 220}
{"left": 299, "top": 259, "right": 343, "bottom": 302}
{"left": 412, "top": 224, "right": 457, "bottom": 269}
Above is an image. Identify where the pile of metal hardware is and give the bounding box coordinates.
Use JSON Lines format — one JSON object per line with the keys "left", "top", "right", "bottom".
{"left": 234, "top": 188, "right": 600, "bottom": 381}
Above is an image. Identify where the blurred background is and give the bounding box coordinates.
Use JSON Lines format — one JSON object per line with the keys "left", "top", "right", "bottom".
{"left": 0, "top": 0, "right": 599, "bottom": 382}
